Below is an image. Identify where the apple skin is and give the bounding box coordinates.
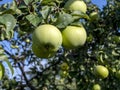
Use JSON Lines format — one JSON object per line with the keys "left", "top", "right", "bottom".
{"left": 90, "top": 12, "right": 99, "bottom": 21}
{"left": 62, "top": 26, "right": 87, "bottom": 49}
{"left": 32, "top": 43, "right": 56, "bottom": 58}
{"left": 94, "top": 65, "right": 109, "bottom": 79}
{"left": 32, "top": 24, "right": 62, "bottom": 52}
{"left": 60, "top": 62, "right": 69, "bottom": 71}
{"left": 92, "top": 84, "right": 101, "bottom": 90}
{"left": 64, "top": 0, "right": 87, "bottom": 13}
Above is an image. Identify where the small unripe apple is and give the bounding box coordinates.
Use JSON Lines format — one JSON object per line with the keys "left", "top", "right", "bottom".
{"left": 60, "top": 62, "right": 69, "bottom": 71}
{"left": 90, "top": 12, "right": 99, "bottom": 21}
{"left": 92, "top": 84, "right": 101, "bottom": 90}
{"left": 64, "top": 0, "right": 87, "bottom": 13}
{"left": 62, "top": 26, "right": 87, "bottom": 49}
{"left": 94, "top": 65, "right": 109, "bottom": 79}
{"left": 25, "top": 38, "right": 30, "bottom": 43}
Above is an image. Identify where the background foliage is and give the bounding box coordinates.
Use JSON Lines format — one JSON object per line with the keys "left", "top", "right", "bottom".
{"left": 0, "top": 0, "right": 120, "bottom": 90}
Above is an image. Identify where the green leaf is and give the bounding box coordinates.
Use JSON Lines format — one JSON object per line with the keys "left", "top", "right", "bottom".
{"left": 0, "top": 63, "right": 5, "bottom": 80}
{"left": 55, "top": 13, "right": 74, "bottom": 28}
{"left": 0, "top": 49, "right": 4, "bottom": 55}
{"left": 0, "top": 14, "right": 16, "bottom": 40}
{"left": 70, "top": 21, "right": 83, "bottom": 27}
{"left": 0, "top": 33, "right": 4, "bottom": 41}
{"left": 0, "top": 30, "right": 14, "bottom": 40}
{"left": 0, "top": 3, "right": 9, "bottom": 13}
{"left": 112, "top": 35, "right": 120, "bottom": 43}
{"left": 112, "top": 48, "right": 120, "bottom": 56}
{"left": 10, "top": 45, "right": 19, "bottom": 49}
{"left": 0, "top": 46, "right": 14, "bottom": 75}
{"left": 1, "top": 1, "right": 22, "bottom": 14}
{"left": 4, "top": 60, "right": 14, "bottom": 75}
{"left": 5, "top": 30, "right": 14, "bottom": 40}
{"left": 41, "top": 0, "right": 56, "bottom": 6}
{"left": 26, "top": 14, "right": 42, "bottom": 26}
{"left": 0, "top": 45, "right": 2, "bottom": 49}
{"left": 0, "top": 55, "right": 8, "bottom": 61}
{"left": 24, "top": 0, "right": 33, "bottom": 5}
{"left": 1, "top": 9, "right": 16, "bottom": 14}
{"left": 71, "top": 11, "right": 90, "bottom": 20}
{"left": 41, "top": 6, "right": 51, "bottom": 19}
{"left": 0, "top": 14, "right": 16, "bottom": 31}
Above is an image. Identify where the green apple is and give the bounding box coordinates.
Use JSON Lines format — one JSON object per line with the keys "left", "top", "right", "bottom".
{"left": 60, "top": 62, "right": 69, "bottom": 71}
{"left": 25, "top": 38, "right": 30, "bottom": 43}
{"left": 92, "top": 84, "right": 101, "bottom": 90}
{"left": 32, "top": 24, "right": 62, "bottom": 52}
{"left": 94, "top": 65, "right": 109, "bottom": 79}
{"left": 62, "top": 26, "right": 87, "bottom": 49}
{"left": 90, "top": 12, "right": 99, "bottom": 21}
{"left": 32, "top": 43, "right": 56, "bottom": 58}
{"left": 64, "top": 0, "right": 87, "bottom": 13}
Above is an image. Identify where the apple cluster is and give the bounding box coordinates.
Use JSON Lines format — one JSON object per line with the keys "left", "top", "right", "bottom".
{"left": 32, "top": 24, "right": 87, "bottom": 58}
{"left": 32, "top": 0, "right": 88, "bottom": 58}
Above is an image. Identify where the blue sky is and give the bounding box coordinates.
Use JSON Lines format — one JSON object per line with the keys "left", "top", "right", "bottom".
{"left": 92, "top": 0, "right": 106, "bottom": 9}
{"left": 0, "top": 0, "right": 12, "bottom": 5}
{"left": 0, "top": 0, "right": 107, "bottom": 9}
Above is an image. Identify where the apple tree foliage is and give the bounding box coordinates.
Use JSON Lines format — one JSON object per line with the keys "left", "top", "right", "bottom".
{"left": 0, "top": 0, "right": 120, "bottom": 90}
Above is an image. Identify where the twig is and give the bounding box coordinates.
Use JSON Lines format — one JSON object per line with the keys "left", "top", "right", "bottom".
{"left": 17, "top": 62, "right": 37, "bottom": 90}
{"left": 29, "top": 58, "right": 61, "bottom": 81}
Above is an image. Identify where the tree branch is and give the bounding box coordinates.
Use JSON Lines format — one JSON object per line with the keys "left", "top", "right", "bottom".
{"left": 17, "top": 62, "right": 37, "bottom": 90}
{"left": 29, "top": 58, "right": 61, "bottom": 81}
{"left": 3, "top": 46, "right": 36, "bottom": 90}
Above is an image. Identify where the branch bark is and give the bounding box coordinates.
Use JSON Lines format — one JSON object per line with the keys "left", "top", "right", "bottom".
{"left": 17, "top": 62, "right": 37, "bottom": 90}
